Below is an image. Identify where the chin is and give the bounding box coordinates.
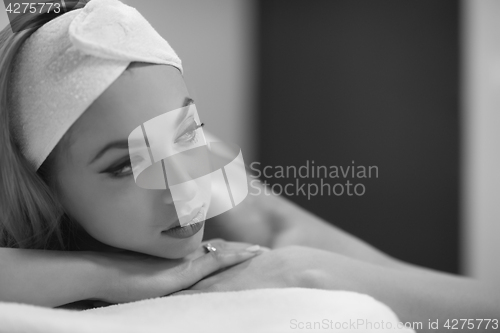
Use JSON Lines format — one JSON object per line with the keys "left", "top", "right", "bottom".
{"left": 164, "top": 243, "right": 199, "bottom": 259}
{"left": 153, "top": 228, "right": 205, "bottom": 259}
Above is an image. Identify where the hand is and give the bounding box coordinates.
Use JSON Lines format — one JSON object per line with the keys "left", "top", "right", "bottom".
{"left": 171, "top": 245, "right": 376, "bottom": 296}
{"left": 91, "top": 239, "right": 267, "bottom": 304}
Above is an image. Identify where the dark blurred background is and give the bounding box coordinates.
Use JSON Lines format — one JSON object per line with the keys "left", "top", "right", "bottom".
{"left": 256, "top": 0, "right": 460, "bottom": 273}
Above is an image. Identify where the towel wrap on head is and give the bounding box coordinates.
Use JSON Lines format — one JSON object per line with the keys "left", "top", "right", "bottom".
{"left": 8, "top": 0, "right": 183, "bottom": 170}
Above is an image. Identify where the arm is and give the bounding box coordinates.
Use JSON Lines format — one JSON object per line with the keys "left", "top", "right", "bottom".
{"left": 311, "top": 249, "right": 500, "bottom": 331}
{"left": 182, "top": 245, "right": 500, "bottom": 332}
{"left": 0, "top": 240, "right": 265, "bottom": 308}
{"left": 0, "top": 247, "right": 101, "bottom": 307}
{"left": 203, "top": 178, "right": 500, "bottom": 328}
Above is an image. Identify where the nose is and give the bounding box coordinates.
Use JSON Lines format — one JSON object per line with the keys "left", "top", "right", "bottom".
{"left": 161, "top": 158, "right": 198, "bottom": 205}
{"left": 161, "top": 182, "right": 198, "bottom": 205}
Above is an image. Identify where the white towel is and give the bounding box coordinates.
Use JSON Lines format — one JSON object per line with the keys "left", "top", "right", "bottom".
{"left": 0, "top": 288, "right": 415, "bottom": 333}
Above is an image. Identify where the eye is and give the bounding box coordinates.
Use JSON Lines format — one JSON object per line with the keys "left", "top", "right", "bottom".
{"left": 174, "top": 118, "right": 204, "bottom": 144}
{"left": 106, "top": 159, "right": 133, "bottom": 178}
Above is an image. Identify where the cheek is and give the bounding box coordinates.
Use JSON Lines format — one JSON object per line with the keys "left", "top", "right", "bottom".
{"left": 62, "top": 174, "right": 155, "bottom": 244}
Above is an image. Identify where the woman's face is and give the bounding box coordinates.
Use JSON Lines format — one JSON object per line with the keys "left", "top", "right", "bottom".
{"left": 53, "top": 63, "right": 210, "bottom": 259}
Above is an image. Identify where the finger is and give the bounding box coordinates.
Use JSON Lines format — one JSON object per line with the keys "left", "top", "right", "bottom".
{"left": 174, "top": 246, "right": 262, "bottom": 290}
{"left": 202, "top": 239, "right": 263, "bottom": 251}
{"left": 205, "top": 241, "right": 270, "bottom": 255}
{"left": 184, "top": 240, "right": 266, "bottom": 263}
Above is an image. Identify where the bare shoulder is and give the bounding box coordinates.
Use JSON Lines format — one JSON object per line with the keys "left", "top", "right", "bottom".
{"left": 203, "top": 179, "right": 318, "bottom": 247}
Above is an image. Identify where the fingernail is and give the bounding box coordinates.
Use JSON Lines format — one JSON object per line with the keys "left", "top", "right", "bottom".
{"left": 245, "top": 245, "right": 261, "bottom": 252}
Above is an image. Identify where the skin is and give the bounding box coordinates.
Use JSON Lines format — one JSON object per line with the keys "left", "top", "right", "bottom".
{"left": 52, "top": 63, "right": 210, "bottom": 259}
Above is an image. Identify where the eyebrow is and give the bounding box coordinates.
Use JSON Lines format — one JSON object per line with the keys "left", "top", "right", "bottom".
{"left": 88, "top": 97, "right": 194, "bottom": 166}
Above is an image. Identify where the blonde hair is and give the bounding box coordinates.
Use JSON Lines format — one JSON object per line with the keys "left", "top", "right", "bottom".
{"left": 0, "top": 1, "right": 90, "bottom": 249}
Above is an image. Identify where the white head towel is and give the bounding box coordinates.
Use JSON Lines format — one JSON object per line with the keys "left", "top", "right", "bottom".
{"left": 8, "top": 0, "right": 183, "bottom": 170}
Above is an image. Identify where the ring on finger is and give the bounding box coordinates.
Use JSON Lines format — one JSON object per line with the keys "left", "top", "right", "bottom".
{"left": 203, "top": 243, "right": 217, "bottom": 253}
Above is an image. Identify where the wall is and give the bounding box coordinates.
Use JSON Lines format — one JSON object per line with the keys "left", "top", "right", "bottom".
{"left": 461, "top": 0, "right": 500, "bottom": 287}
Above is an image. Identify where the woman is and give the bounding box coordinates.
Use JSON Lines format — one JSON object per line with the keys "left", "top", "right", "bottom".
{"left": 0, "top": 0, "right": 498, "bottom": 330}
